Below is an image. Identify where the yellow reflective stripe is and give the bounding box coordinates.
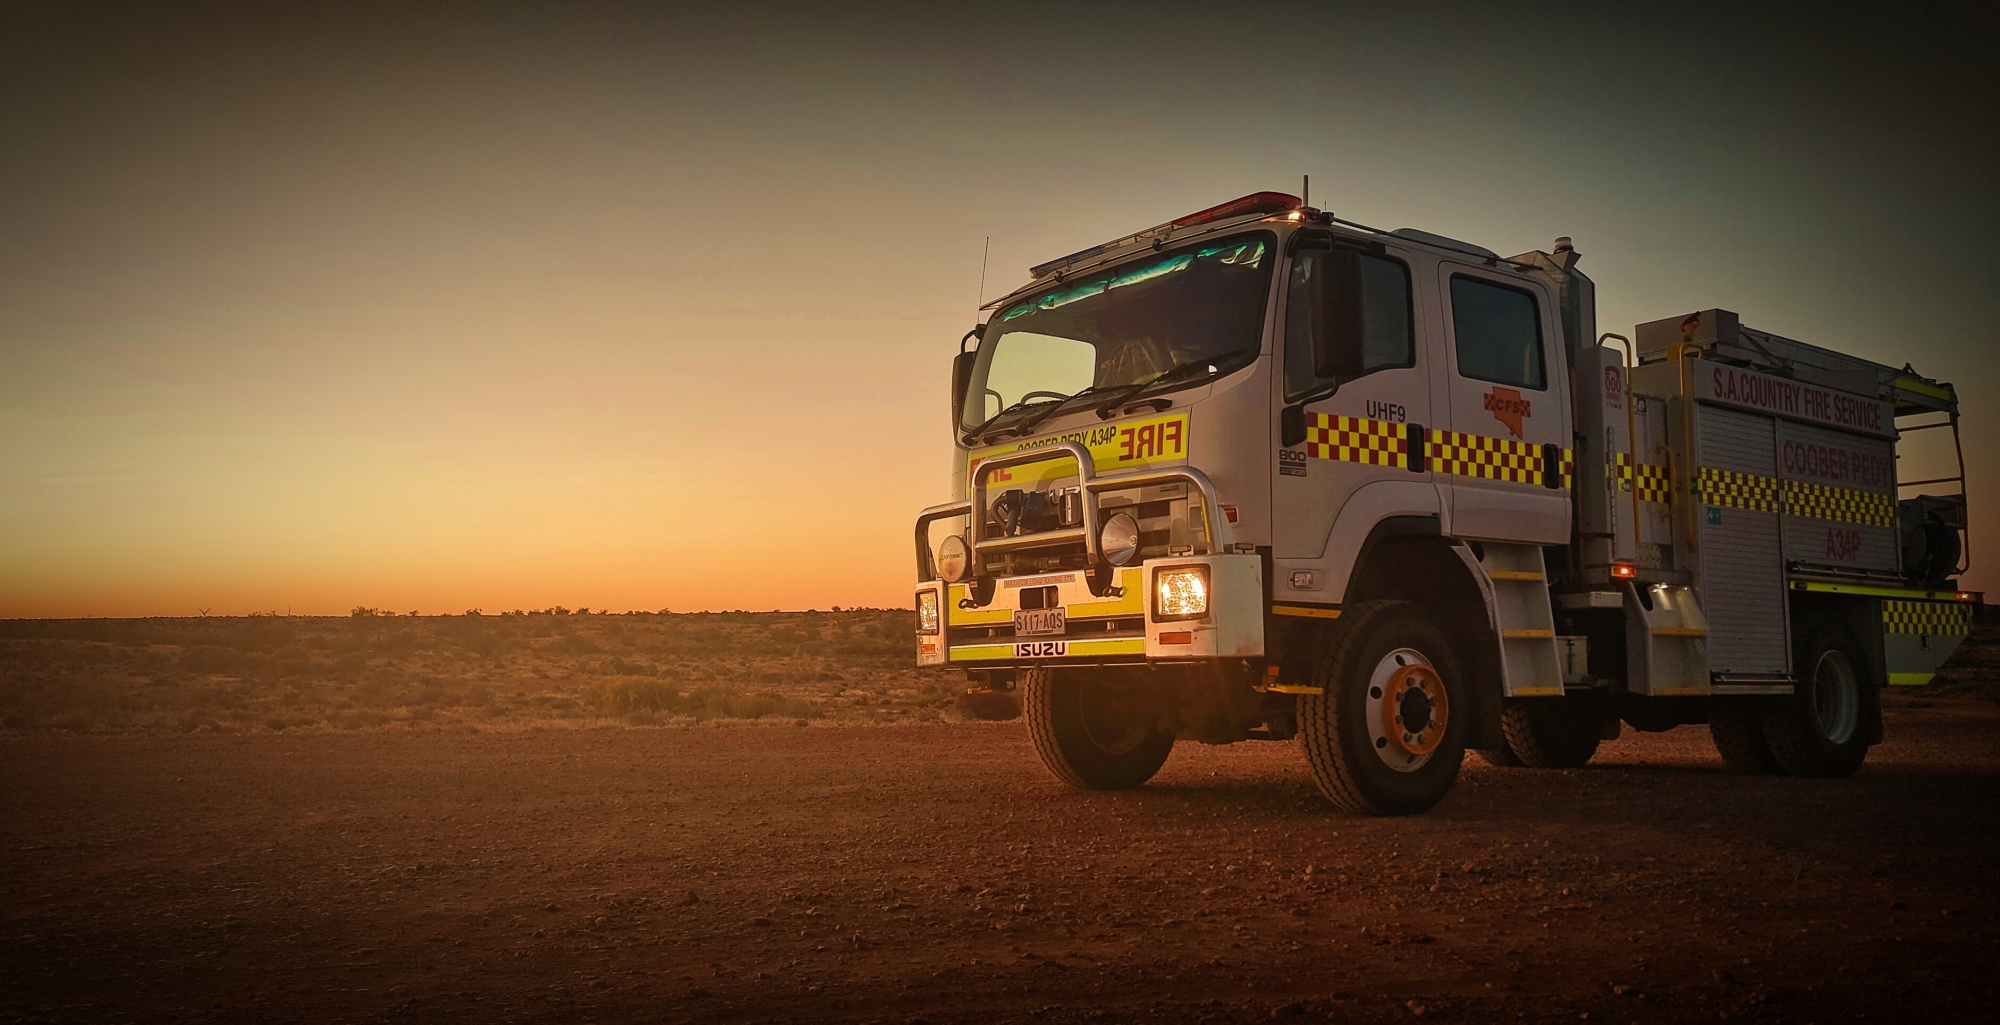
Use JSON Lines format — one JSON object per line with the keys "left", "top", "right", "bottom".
{"left": 1884, "top": 600, "right": 1971, "bottom": 636}
{"left": 945, "top": 584, "right": 1011, "bottom": 624}
{"left": 1790, "top": 581, "right": 1975, "bottom": 601}
{"left": 1888, "top": 672, "right": 1936, "bottom": 687}
{"left": 948, "top": 637, "right": 1148, "bottom": 661}
{"left": 1427, "top": 430, "right": 1546, "bottom": 485}
{"left": 1065, "top": 567, "right": 1145, "bottom": 616}
{"left": 949, "top": 568, "right": 1145, "bottom": 626}
{"left": 1304, "top": 414, "right": 1411, "bottom": 468}
{"left": 1891, "top": 376, "right": 1952, "bottom": 401}
{"left": 1272, "top": 604, "right": 1341, "bottom": 619}
{"left": 1613, "top": 453, "right": 1673, "bottom": 503}
{"left": 1698, "top": 468, "right": 1899, "bottom": 526}
{"left": 1300, "top": 416, "right": 1575, "bottom": 488}
{"left": 1697, "top": 466, "right": 1781, "bottom": 512}
{"left": 1782, "top": 479, "right": 1896, "bottom": 528}
{"left": 967, "top": 413, "right": 1190, "bottom": 486}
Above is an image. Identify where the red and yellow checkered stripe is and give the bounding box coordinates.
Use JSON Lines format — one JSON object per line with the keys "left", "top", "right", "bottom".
{"left": 1883, "top": 600, "right": 1971, "bottom": 636}
{"left": 1784, "top": 480, "right": 1895, "bottom": 529}
{"left": 1697, "top": 467, "right": 1901, "bottom": 527}
{"left": 1697, "top": 467, "right": 1780, "bottom": 513}
{"left": 1301, "top": 415, "right": 1572, "bottom": 487}
{"left": 1613, "top": 453, "right": 1673, "bottom": 504}
{"left": 1427, "top": 430, "right": 1573, "bottom": 487}
{"left": 1303, "top": 414, "right": 1410, "bottom": 469}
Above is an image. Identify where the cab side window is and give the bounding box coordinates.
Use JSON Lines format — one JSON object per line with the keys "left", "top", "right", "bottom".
{"left": 1449, "top": 276, "right": 1545, "bottom": 390}
{"left": 1284, "top": 249, "right": 1413, "bottom": 400}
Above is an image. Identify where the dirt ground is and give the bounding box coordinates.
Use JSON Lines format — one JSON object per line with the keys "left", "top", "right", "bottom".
{"left": 5, "top": 697, "right": 1999, "bottom": 1025}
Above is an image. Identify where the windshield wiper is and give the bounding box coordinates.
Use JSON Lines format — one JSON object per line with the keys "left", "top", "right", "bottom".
{"left": 1090, "top": 358, "right": 1243, "bottom": 417}
{"left": 962, "top": 397, "right": 1062, "bottom": 446}
{"left": 967, "top": 356, "right": 1251, "bottom": 446}
{"left": 993, "top": 379, "right": 1154, "bottom": 439}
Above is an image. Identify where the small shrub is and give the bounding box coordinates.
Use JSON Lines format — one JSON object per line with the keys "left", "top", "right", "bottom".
{"left": 589, "top": 677, "right": 680, "bottom": 715}
{"left": 179, "top": 645, "right": 241, "bottom": 675}
{"left": 956, "top": 689, "right": 1021, "bottom": 721}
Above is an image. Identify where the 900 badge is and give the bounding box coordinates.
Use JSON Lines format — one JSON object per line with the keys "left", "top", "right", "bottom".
{"left": 1015, "top": 641, "right": 1069, "bottom": 658}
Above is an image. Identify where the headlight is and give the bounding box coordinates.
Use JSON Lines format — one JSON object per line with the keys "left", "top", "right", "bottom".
{"left": 916, "top": 590, "right": 940, "bottom": 635}
{"left": 935, "top": 535, "right": 971, "bottom": 583}
{"left": 1099, "top": 511, "right": 1141, "bottom": 566}
{"left": 1153, "top": 566, "right": 1210, "bottom": 620}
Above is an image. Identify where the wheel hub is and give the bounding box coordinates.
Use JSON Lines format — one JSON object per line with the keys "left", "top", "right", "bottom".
{"left": 1364, "top": 648, "right": 1450, "bottom": 772}
{"left": 1381, "top": 665, "right": 1447, "bottom": 756}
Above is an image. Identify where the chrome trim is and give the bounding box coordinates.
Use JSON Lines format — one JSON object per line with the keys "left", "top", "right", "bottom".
{"left": 977, "top": 528, "right": 1090, "bottom": 556}
{"left": 912, "top": 441, "right": 1232, "bottom": 603}
{"left": 914, "top": 500, "right": 972, "bottom": 582}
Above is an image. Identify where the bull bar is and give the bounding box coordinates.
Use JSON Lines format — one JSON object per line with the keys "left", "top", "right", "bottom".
{"left": 913, "top": 441, "right": 1235, "bottom": 600}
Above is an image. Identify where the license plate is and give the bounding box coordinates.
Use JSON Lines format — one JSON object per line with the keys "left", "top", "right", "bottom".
{"left": 1014, "top": 608, "right": 1066, "bottom": 637}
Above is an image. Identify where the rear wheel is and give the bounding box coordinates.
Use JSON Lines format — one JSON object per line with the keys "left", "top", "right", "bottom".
{"left": 1709, "top": 696, "right": 1783, "bottom": 774}
{"left": 1760, "top": 621, "right": 1873, "bottom": 778}
{"left": 1298, "top": 601, "right": 1468, "bottom": 815}
{"left": 1471, "top": 744, "right": 1524, "bottom": 767}
{"left": 1021, "top": 668, "right": 1175, "bottom": 790}
{"left": 1500, "top": 695, "right": 1604, "bottom": 769}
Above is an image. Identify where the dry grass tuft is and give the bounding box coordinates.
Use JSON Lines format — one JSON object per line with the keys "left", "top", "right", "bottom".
{"left": 0, "top": 609, "right": 967, "bottom": 734}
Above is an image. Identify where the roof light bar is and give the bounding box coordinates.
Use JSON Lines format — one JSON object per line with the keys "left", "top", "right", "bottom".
{"left": 1170, "top": 191, "right": 1302, "bottom": 229}
{"left": 1028, "top": 191, "right": 1304, "bottom": 280}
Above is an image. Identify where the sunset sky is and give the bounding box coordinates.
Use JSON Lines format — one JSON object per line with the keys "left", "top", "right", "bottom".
{"left": 3, "top": 4, "right": 1995, "bottom": 617}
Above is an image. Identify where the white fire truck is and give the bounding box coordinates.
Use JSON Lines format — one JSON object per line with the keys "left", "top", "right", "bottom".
{"left": 913, "top": 192, "right": 1978, "bottom": 815}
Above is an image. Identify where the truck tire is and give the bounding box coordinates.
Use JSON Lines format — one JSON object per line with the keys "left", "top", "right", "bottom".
{"left": 1471, "top": 744, "right": 1524, "bottom": 767}
{"left": 1298, "top": 600, "right": 1468, "bottom": 815}
{"left": 1760, "top": 620, "right": 1873, "bottom": 778}
{"left": 1708, "top": 697, "right": 1783, "bottom": 775}
{"left": 1021, "top": 668, "right": 1174, "bottom": 791}
{"left": 1499, "top": 697, "right": 1602, "bottom": 769}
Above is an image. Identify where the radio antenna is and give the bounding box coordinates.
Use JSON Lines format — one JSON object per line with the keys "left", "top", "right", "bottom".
{"left": 1303, "top": 174, "right": 1309, "bottom": 209}
{"left": 977, "top": 236, "right": 991, "bottom": 307}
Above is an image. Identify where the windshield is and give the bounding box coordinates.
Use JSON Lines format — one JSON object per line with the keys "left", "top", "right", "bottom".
{"left": 962, "top": 232, "right": 1274, "bottom": 432}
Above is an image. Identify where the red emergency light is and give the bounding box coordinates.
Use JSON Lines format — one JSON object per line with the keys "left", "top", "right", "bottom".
{"left": 1610, "top": 561, "right": 1638, "bottom": 579}
{"left": 1027, "top": 191, "right": 1306, "bottom": 281}
{"left": 1170, "top": 191, "right": 1303, "bottom": 229}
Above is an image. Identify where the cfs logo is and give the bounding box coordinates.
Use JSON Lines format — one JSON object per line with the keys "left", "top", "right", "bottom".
{"left": 1015, "top": 641, "right": 1068, "bottom": 658}
{"left": 1484, "top": 387, "right": 1533, "bottom": 438}
{"left": 1602, "top": 366, "right": 1623, "bottom": 408}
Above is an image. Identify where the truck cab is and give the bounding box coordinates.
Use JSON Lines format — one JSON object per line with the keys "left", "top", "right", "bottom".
{"left": 913, "top": 192, "right": 1976, "bottom": 814}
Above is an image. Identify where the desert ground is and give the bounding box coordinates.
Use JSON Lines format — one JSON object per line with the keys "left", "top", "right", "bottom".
{"left": 4, "top": 611, "right": 1998, "bottom": 1024}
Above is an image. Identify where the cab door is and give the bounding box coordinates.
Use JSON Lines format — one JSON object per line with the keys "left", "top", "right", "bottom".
{"left": 1272, "top": 237, "right": 1436, "bottom": 563}
{"left": 1435, "top": 264, "right": 1570, "bottom": 543}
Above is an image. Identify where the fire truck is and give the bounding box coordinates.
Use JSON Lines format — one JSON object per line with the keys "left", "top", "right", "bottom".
{"left": 912, "top": 191, "right": 1978, "bottom": 815}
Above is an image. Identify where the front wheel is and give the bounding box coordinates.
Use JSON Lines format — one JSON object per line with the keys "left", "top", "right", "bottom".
{"left": 1298, "top": 600, "right": 1468, "bottom": 815}
{"left": 1021, "top": 668, "right": 1175, "bottom": 790}
{"left": 1761, "top": 621, "right": 1874, "bottom": 777}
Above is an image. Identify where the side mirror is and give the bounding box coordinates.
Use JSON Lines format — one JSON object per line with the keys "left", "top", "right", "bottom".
{"left": 1313, "top": 248, "right": 1366, "bottom": 381}
{"left": 1281, "top": 404, "right": 1308, "bottom": 448}
{"left": 951, "top": 350, "right": 977, "bottom": 426}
